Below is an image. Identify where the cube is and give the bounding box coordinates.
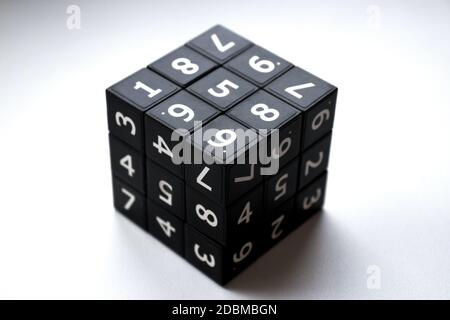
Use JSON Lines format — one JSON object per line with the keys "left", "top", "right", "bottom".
{"left": 106, "top": 25, "right": 337, "bottom": 286}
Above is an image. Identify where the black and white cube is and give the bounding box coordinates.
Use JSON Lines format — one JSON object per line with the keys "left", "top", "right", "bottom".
{"left": 106, "top": 25, "right": 337, "bottom": 285}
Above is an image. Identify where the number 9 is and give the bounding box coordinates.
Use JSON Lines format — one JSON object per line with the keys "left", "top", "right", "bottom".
{"left": 168, "top": 104, "right": 195, "bottom": 122}
{"left": 207, "top": 129, "right": 237, "bottom": 147}
{"left": 249, "top": 56, "right": 275, "bottom": 73}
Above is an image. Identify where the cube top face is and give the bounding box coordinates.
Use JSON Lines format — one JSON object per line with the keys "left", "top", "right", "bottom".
{"left": 145, "top": 90, "right": 219, "bottom": 133}
{"left": 186, "top": 25, "right": 253, "bottom": 64}
{"left": 225, "top": 45, "right": 293, "bottom": 86}
{"left": 108, "top": 68, "right": 179, "bottom": 112}
{"left": 190, "top": 114, "right": 258, "bottom": 164}
{"left": 265, "top": 66, "right": 336, "bottom": 111}
{"left": 149, "top": 46, "right": 217, "bottom": 87}
{"left": 227, "top": 90, "right": 301, "bottom": 133}
{"left": 187, "top": 67, "right": 257, "bottom": 112}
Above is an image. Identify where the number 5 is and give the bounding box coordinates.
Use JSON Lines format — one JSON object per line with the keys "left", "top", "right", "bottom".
{"left": 208, "top": 79, "right": 239, "bottom": 98}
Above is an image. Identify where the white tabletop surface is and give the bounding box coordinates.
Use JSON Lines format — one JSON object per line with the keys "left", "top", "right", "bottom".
{"left": 1, "top": 0, "right": 449, "bottom": 299}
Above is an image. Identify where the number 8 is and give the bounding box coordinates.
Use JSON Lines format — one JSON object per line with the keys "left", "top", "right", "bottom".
{"left": 195, "top": 204, "right": 218, "bottom": 227}
{"left": 251, "top": 103, "right": 279, "bottom": 122}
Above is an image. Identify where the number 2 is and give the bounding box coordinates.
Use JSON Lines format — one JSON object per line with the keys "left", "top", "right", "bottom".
{"left": 271, "top": 215, "right": 284, "bottom": 240}
{"left": 305, "top": 151, "right": 323, "bottom": 176}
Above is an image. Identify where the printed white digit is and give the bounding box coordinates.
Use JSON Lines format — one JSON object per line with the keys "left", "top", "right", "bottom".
{"left": 156, "top": 216, "right": 176, "bottom": 237}
{"left": 303, "top": 188, "right": 322, "bottom": 210}
{"left": 233, "top": 242, "right": 253, "bottom": 263}
{"left": 274, "top": 173, "right": 288, "bottom": 201}
{"left": 207, "top": 129, "right": 237, "bottom": 147}
{"left": 119, "top": 155, "right": 135, "bottom": 177}
{"left": 305, "top": 151, "right": 323, "bottom": 176}
{"left": 234, "top": 164, "right": 255, "bottom": 183}
{"left": 285, "top": 82, "right": 315, "bottom": 100}
{"left": 115, "top": 112, "right": 136, "bottom": 136}
{"left": 211, "top": 33, "right": 235, "bottom": 52}
{"left": 207, "top": 79, "right": 239, "bottom": 98}
{"left": 194, "top": 244, "right": 215, "bottom": 268}
{"left": 312, "top": 109, "right": 330, "bottom": 130}
{"left": 134, "top": 81, "right": 162, "bottom": 98}
{"left": 250, "top": 103, "right": 279, "bottom": 122}
{"left": 120, "top": 188, "right": 135, "bottom": 210}
{"left": 249, "top": 56, "right": 275, "bottom": 73}
{"left": 168, "top": 104, "right": 195, "bottom": 122}
{"left": 195, "top": 204, "right": 218, "bottom": 227}
{"left": 272, "top": 137, "right": 292, "bottom": 159}
{"left": 196, "top": 167, "right": 212, "bottom": 191}
{"left": 237, "top": 201, "right": 252, "bottom": 225}
{"left": 171, "top": 57, "right": 199, "bottom": 75}
{"left": 271, "top": 215, "right": 284, "bottom": 240}
{"left": 153, "top": 135, "right": 173, "bottom": 158}
{"left": 158, "top": 180, "right": 173, "bottom": 206}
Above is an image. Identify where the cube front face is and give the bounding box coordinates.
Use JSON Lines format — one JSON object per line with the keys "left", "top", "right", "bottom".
{"left": 106, "top": 25, "right": 337, "bottom": 285}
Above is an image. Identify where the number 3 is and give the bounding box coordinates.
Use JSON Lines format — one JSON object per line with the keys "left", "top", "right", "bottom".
{"left": 115, "top": 112, "right": 136, "bottom": 135}
{"left": 194, "top": 244, "right": 215, "bottom": 268}
{"left": 303, "top": 188, "right": 322, "bottom": 210}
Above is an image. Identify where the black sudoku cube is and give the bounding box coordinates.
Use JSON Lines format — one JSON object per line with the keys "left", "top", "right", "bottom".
{"left": 106, "top": 25, "right": 337, "bottom": 285}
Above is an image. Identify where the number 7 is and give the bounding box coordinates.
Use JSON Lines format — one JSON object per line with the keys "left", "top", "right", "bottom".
{"left": 121, "top": 188, "right": 135, "bottom": 210}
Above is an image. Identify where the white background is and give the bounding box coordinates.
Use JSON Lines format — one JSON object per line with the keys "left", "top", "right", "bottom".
{"left": 1, "top": 0, "right": 449, "bottom": 299}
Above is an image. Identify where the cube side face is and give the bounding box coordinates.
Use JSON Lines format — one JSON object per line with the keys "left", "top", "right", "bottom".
{"left": 106, "top": 25, "right": 337, "bottom": 286}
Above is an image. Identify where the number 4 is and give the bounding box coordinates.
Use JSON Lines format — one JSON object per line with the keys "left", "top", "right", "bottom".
{"left": 238, "top": 201, "right": 252, "bottom": 225}
{"left": 120, "top": 155, "right": 135, "bottom": 177}
{"left": 155, "top": 216, "right": 176, "bottom": 238}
